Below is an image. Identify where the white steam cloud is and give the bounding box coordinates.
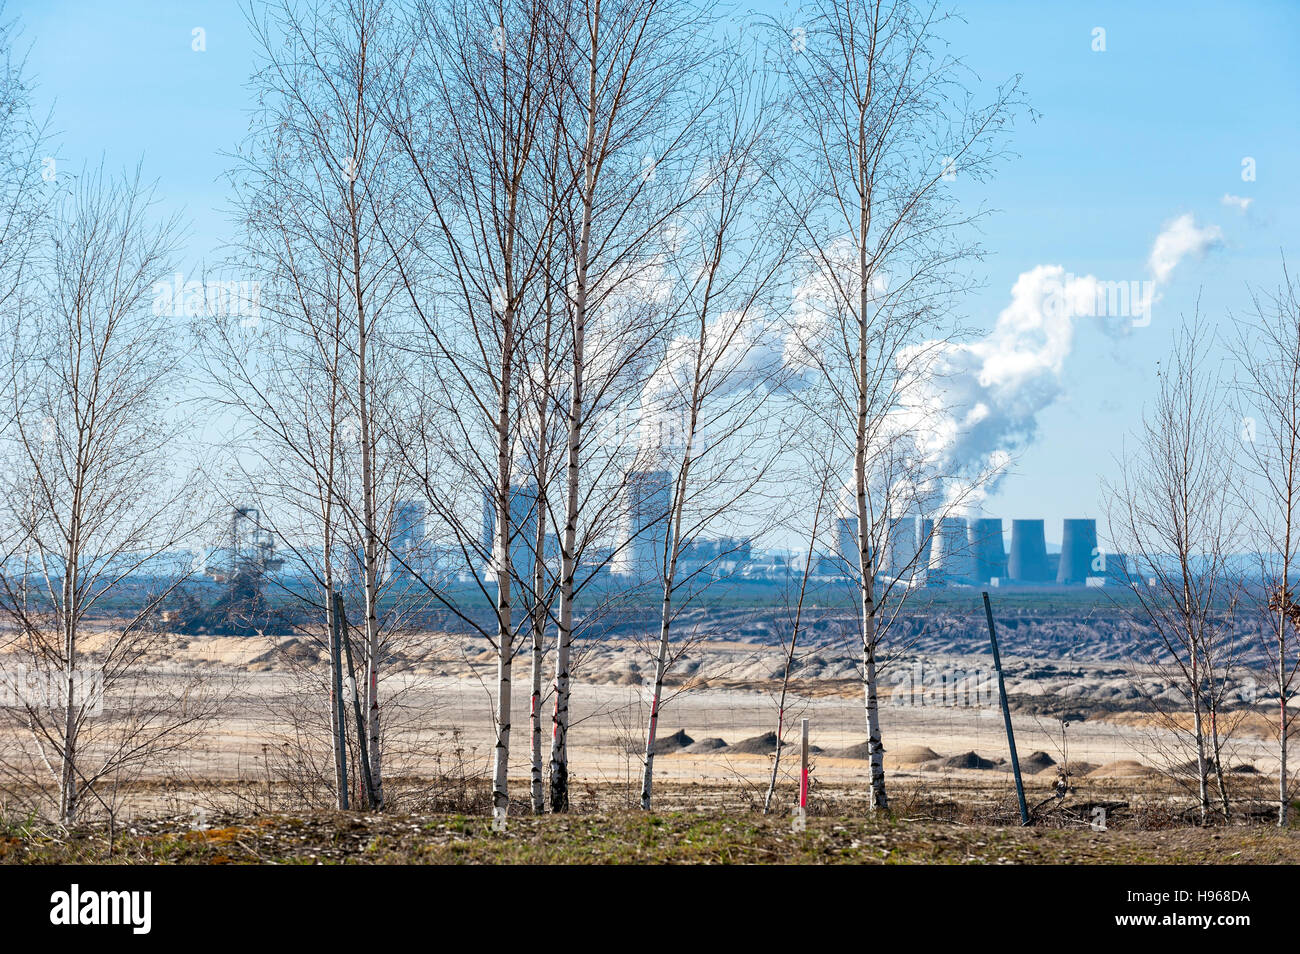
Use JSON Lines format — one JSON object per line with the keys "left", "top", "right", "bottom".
{"left": 864, "top": 212, "right": 1224, "bottom": 506}
{"left": 1147, "top": 213, "right": 1224, "bottom": 284}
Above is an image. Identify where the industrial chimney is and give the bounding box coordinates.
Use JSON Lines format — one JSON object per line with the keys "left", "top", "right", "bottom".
{"left": 967, "top": 518, "right": 1007, "bottom": 583}
{"left": 1008, "top": 519, "right": 1050, "bottom": 582}
{"left": 1057, "top": 518, "right": 1099, "bottom": 585}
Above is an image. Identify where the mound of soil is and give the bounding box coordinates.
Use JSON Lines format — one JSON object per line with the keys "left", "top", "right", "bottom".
{"left": 1229, "top": 764, "right": 1260, "bottom": 774}
{"left": 1088, "top": 759, "right": 1159, "bottom": 778}
{"left": 891, "top": 744, "right": 941, "bottom": 764}
{"left": 649, "top": 729, "right": 693, "bottom": 755}
{"left": 683, "top": 737, "right": 728, "bottom": 754}
{"left": 844, "top": 743, "right": 941, "bottom": 765}
{"left": 938, "top": 751, "right": 998, "bottom": 770}
{"left": 1018, "top": 751, "right": 1056, "bottom": 774}
{"left": 838, "top": 743, "right": 937, "bottom": 763}
{"left": 726, "top": 731, "right": 779, "bottom": 755}
{"left": 1039, "top": 761, "right": 1097, "bottom": 777}
{"left": 833, "top": 742, "right": 873, "bottom": 760}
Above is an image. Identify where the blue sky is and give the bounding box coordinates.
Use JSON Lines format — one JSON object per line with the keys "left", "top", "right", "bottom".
{"left": 9, "top": 0, "right": 1299, "bottom": 545}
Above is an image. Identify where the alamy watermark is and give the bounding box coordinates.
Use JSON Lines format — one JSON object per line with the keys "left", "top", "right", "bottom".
{"left": 889, "top": 660, "right": 998, "bottom": 707}
{"left": 0, "top": 666, "right": 104, "bottom": 717}
{"left": 153, "top": 273, "right": 262, "bottom": 326}
{"left": 1041, "top": 273, "right": 1156, "bottom": 328}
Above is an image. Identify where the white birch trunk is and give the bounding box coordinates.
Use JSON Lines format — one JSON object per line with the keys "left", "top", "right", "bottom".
{"left": 491, "top": 298, "right": 517, "bottom": 817}
{"left": 640, "top": 406, "right": 696, "bottom": 810}
{"left": 548, "top": 54, "right": 596, "bottom": 811}
{"left": 548, "top": 421, "right": 579, "bottom": 811}
{"left": 855, "top": 172, "right": 888, "bottom": 810}
{"left": 528, "top": 485, "right": 547, "bottom": 814}
{"left": 59, "top": 459, "right": 85, "bottom": 825}
{"left": 1191, "top": 662, "right": 1209, "bottom": 824}
{"left": 351, "top": 158, "right": 384, "bottom": 809}
{"left": 640, "top": 586, "right": 675, "bottom": 811}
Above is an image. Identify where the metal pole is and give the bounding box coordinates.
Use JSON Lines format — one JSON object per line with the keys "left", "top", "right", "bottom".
{"left": 983, "top": 591, "right": 1030, "bottom": 826}
{"left": 799, "top": 718, "right": 810, "bottom": 809}
{"left": 330, "top": 589, "right": 349, "bottom": 810}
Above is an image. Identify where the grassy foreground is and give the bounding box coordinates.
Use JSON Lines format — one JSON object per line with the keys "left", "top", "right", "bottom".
{"left": 3, "top": 810, "right": 1299, "bottom": 864}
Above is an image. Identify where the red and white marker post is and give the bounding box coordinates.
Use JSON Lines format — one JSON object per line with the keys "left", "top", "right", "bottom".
{"left": 799, "top": 718, "right": 810, "bottom": 809}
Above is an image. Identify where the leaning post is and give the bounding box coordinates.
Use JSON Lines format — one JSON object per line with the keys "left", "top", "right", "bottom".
{"left": 983, "top": 591, "right": 1030, "bottom": 826}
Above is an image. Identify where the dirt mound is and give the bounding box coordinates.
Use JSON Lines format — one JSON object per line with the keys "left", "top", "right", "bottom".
{"left": 1229, "top": 763, "right": 1260, "bottom": 774}
{"left": 857, "top": 743, "right": 939, "bottom": 766}
{"left": 726, "top": 731, "right": 779, "bottom": 755}
{"left": 1019, "top": 751, "right": 1056, "bottom": 774}
{"left": 891, "top": 744, "right": 941, "bottom": 764}
{"left": 683, "top": 737, "right": 728, "bottom": 754}
{"left": 1088, "top": 760, "right": 1159, "bottom": 778}
{"left": 938, "top": 751, "right": 998, "bottom": 770}
{"left": 649, "top": 729, "right": 693, "bottom": 755}
{"left": 1039, "top": 761, "right": 1097, "bottom": 777}
{"left": 833, "top": 742, "right": 873, "bottom": 760}
{"left": 838, "top": 743, "right": 938, "bottom": 764}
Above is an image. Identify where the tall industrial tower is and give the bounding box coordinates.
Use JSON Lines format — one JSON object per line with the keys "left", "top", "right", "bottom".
{"left": 928, "top": 516, "right": 975, "bottom": 585}
{"left": 1057, "top": 518, "right": 1100, "bottom": 584}
{"left": 481, "top": 483, "right": 540, "bottom": 581}
{"left": 1008, "top": 519, "right": 1050, "bottom": 582}
{"left": 615, "top": 470, "right": 672, "bottom": 581}
{"left": 391, "top": 499, "right": 426, "bottom": 574}
{"left": 967, "top": 517, "right": 1007, "bottom": 583}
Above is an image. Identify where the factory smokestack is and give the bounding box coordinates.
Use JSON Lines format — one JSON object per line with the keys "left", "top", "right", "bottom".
{"left": 968, "top": 518, "right": 1006, "bottom": 583}
{"left": 1057, "top": 518, "right": 1099, "bottom": 584}
{"left": 1008, "top": 519, "right": 1050, "bottom": 582}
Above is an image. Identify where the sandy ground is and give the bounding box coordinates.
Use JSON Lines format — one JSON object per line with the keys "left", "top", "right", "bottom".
{"left": 0, "top": 631, "right": 1285, "bottom": 815}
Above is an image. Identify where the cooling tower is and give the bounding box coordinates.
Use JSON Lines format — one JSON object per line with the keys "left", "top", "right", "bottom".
{"left": 1008, "top": 519, "right": 1050, "bottom": 582}
{"left": 836, "top": 516, "right": 859, "bottom": 577}
{"left": 928, "top": 516, "right": 974, "bottom": 586}
{"left": 617, "top": 469, "right": 672, "bottom": 580}
{"left": 967, "top": 518, "right": 1006, "bottom": 583}
{"left": 1057, "top": 518, "right": 1099, "bottom": 585}
{"left": 885, "top": 515, "right": 921, "bottom": 581}
{"left": 915, "top": 517, "right": 934, "bottom": 585}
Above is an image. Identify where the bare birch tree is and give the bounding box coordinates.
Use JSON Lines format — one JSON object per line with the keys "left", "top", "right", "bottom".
{"left": 0, "top": 166, "right": 214, "bottom": 824}
{"left": 198, "top": 0, "right": 419, "bottom": 809}
{"left": 384, "top": 0, "right": 568, "bottom": 818}
{"left": 636, "top": 73, "right": 799, "bottom": 809}
{"left": 543, "top": 0, "right": 724, "bottom": 812}
{"left": 1230, "top": 262, "right": 1300, "bottom": 825}
{"left": 771, "top": 0, "right": 1026, "bottom": 810}
{"left": 1107, "top": 317, "right": 1243, "bottom": 824}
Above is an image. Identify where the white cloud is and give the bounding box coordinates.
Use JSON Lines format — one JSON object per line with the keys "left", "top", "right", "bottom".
{"left": 781, "top": 211, "right": 1227, "bottom": 513}
{"left": 1147, "top": 213, "right": 1223, "bottom": 284}
{"left": 878, "top": 213, "right": 1224, "bottom": 501}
